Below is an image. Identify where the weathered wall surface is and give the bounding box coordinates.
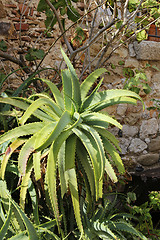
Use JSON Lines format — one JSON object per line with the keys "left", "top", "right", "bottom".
{"left": 1, "top": 0, "right": 160, "bottom": 173}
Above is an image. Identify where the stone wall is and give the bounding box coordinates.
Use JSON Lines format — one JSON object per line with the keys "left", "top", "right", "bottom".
{"left": 1, "top": 0, "right": 160, "bottom": 173}
{"left": 104, "top": 43, "right": 160, "bottom": 173}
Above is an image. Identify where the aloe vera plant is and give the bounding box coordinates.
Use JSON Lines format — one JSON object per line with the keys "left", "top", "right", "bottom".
{"left": 0, "top": 179, "right": 61, "bottom": 240}
{"left": 0, "top": 48, "right": 143, "bottom": 236}
{"left": 74, "top": 195, "right": 147, "bottom": 240}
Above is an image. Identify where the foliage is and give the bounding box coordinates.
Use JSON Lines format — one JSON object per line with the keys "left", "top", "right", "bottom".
{"left": 74, "top": 194, "right": 147, "bottom": 240}
{"left": 126, "top": 191, "right": 160, "bottom": 239}
{"left": 0, "top": 40, "right": 7, "bottom": 52}
{"left": 123, "top": 68, "right": 151, "bottom": 95}
{"left": 37, "top": 0, "right": 80, "bottom": 29}
{"left": 0, "top": 48, "right": 142, "bottom": 237}
{"left": 25, "top": 48, "right": 45, "bottom": 62}
{"left": 1, "top": 0, "right": 160, "bottom": 86}
{"left": 0, "top": 179, "right": 60, "bottom": 240}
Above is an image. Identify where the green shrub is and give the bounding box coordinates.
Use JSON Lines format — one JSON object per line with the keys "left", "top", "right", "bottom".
{"left": 0, "top": 48, "right": 143, "bottom": 237}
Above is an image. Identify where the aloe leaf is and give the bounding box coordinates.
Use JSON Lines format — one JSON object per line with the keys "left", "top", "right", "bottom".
{"left": 102, "top": 137, "right": 125, "bottom": 174}
{"left": 20, "top": 158, "right": 33, "bottom": 210}
{"left": 58, "top": 113, "right": 82, "bottom": 198}
{"left": 0, "top": 180, "right": 39, "bottom": 240}
{"left": 11, "top": 197, "right": 39, "bottom": 240}
{"left": 45, "top": 143, "right": 61, "bottom": 233}
{"left": 40, "top": 78, "right": 64, "bottom": 108}
{"left": 0, "top": 180, "right": 10, "bottom": 212}
{"left": 87, "top": 89, "right": 143, "bottom": 111}
{"left": 81, "top": 124, "right": 105, "bottom": 180}
{"left": 12, "top": 67, "right": 56, "bottom": 97}
{"left": 35, "top": 111, "right": 71, "bottom": 151}
{"left": 72, "top": 128, "right": 101, "bottom": 200}
{"left": 38, "top": 219, "right": 57, "bottom": 229}
{"left": 0, "top": 199, "right": 8, "bottom": 223}
{"left": 94, "top": 96, "right": 138, "bottom": 112}
{"left": 65, "top": 135, "right": 83, "bottom": 233}
{"left": 80, "top": 68, "right": 107, "bottom": 100}
{"left": 8, "top": 233, "right": 29, "bottom": 240}
{"left": 104, "top": 158, "right": 118, "bottom": 183}
{"left": 82, "top": 112, "right": 122, "bottom": 129}
{"left": 76, "top": 140, "right": 95, "bottom": 197}
{"left": 0, "top": 122, "right": 45, "bottom": 145}
{"left": 80, "top": 77, "right": 104, "bottom": 112}
{"left": 93, "top": 221, "right": 118, "bottom": 239}
{"left": 28, "top": 93, "right": 61, "bottom": 120}
{"left": 20, "top": 98, "right": 62, "bottom": 125}
{"left": 28, "top": 179, "right": 39, "bottom": 225}
{"left": 34, "top": 122, "right": 57, "bottom": 150}
{"left": 33, "top": 151, "right": 41, "bottom": 181}
{"left": 95, "top": 127, "right": 121, "bottom": 152}
{"left": 46, "top": 129, "right": 72, "bottom": 232}
{"left": 58, "top": 142, "right": 68, "bottom": 198}
{"left": 62, "top": 69, "right": 72, "bottom": 112}
{"left": 11, "top": 203, "right": 25, "bottom": 233}
{"left": 68, "top": 168, "right": 83, "bottom": 233}
{"left": 0, "top": 139, "right": 25, "bottom": 180}
{"left": 65, "top": 134, "right": 76, "bottom": 170}
{"left": 18, "top": 134, "right": 36, "bottom": 176}
{"left": 0, "top": 97, "right": 30, "bottom": 111}
{"left": 37, "top": 227, "right": 60, "bottom": 239}
{"left": 108, "top": 221, "right": 148, "bottom": 240}
{"left": 0, "top": 200, "right": 12, "bottom": 240}
{"left": 80, "top": 128, "right": 103, "bottom": 198}
{"left": 0, "top": 97, "right": 52, "bottom": 122}
{"left": 61, "top": 48, "right": 81, "bottom": 109}
{"left": 0, "top": 180, "right": 23, "bottom": 233}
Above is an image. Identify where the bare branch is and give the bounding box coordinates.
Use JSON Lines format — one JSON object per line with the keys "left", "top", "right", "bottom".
{"left": 123, "top": 0, "right": 129, "bottom": 23}
{"left": 0, "top": 50, "right": 30, "bottom": 74}
{"left": 44, "top": 0, "right": 73, "bottom": 54}
{"left": 70, "top": 18, "right": 116, "bottom": 60}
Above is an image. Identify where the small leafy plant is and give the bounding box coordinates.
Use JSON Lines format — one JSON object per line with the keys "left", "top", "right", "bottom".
{"left": 126, "top": 191, "right": 160, "bottom": 239}
{"left": 37, "top": 0, "right": 80, "bottom": 29}
{"left": 0, "top": 48, "right": 142, "bottom": 236}
{"left": 0, "top": 179, "right": 61, "bottom": 239}
{"left": 74, "top": 194, "right": 147, "bottom": 240}
{"left": 123, "top": 68, "right": 151, "bottom": 95}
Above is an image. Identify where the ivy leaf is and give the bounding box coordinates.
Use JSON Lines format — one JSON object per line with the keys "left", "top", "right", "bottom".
{"left": 25, "top": 48, "right": 45, "bottom": 61}
{"left": 0, "top": 72, "right": 6, "bottom": 82}
{"left": 67, "top": 6, "right": 80, "bottom": 22}
{"left": 45, "top": 9, "right": 57, "bottom": 28}
{"left": 123, "top": 68, "right": 134, "bottom": 78}
{"left": 128, "top": 0, "right": 139, "bottom": 12}
{"left": 60, "top": 7, "right": 66, "bottom": 16}
{"left": 118, "top": 61, "right": 125, "bottom": 66}
{"left": 116, "top": 20, "right": 123, "bottom": 29}
{"left": 0, "top": 40, "right": 7, "bottom": 52}
{"left": 136, "top": 30, "right": 148, "bottom": 42}
{"left": 37, "top": 0, "right": 48, "bottom": 11}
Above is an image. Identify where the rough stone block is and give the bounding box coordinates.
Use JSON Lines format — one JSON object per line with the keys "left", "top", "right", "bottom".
{"left": 122, "top": 125, "right": 139, "bottom": 137}
{"left": 133, "top": 40, "right": 160, "bottom": 60}
{"left": 0, "top": 22, "right": 17, "bottom": 39}
{"left": 140, "top": 118, "right": 159, "bottom": 140}
{"left": 137, "top": 153, "right": 159, "bottom": 166}
{"left": 128, "top": 138, "right": 147, "bottom": 153}
{"left": 148, "top": 136, "right": 160, "bottom": 152}
{"left": 124, "top": 57, "right": 139, "bottom": 68}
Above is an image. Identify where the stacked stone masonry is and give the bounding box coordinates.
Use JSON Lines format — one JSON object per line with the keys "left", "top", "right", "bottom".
{"left": 1, "top": 0, "right": 160, "bottom": 173}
